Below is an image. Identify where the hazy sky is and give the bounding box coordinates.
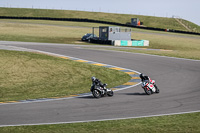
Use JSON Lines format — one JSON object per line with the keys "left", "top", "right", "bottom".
{"left": 0, "top": 0, "right": 199, "bottom": 25}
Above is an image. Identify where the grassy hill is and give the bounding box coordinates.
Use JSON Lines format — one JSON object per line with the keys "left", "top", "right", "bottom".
{"left": 0, "top": 7, "right": 200, "bottom": 32}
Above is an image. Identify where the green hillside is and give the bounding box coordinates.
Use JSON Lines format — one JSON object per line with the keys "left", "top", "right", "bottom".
{"left": 0, "top": 7, "right": 199, "bottom": 32}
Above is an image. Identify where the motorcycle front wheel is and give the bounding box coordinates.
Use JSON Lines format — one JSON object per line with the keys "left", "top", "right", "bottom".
{"left": 154, "top": 84, "right": 160, "bottom": 93}
{"left": 92, "top": 89, "right": 101, "bottom": 98}
{"left": 144, "top": 87, "right": 152, "bottom": 95}
{"left": 107, "top": 90, "right": 114, "bottom": 97}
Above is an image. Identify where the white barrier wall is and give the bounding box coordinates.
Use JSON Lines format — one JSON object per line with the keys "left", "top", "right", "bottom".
{"left": 113, "top": 40, "right": 149, "bottom": 46}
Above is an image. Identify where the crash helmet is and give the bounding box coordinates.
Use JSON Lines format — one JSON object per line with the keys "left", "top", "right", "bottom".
{"left": 91, "top": 76, "right": 96, "bottom": 82}
{"left": 139, "top": 73, "right": 144, "bottom": 79}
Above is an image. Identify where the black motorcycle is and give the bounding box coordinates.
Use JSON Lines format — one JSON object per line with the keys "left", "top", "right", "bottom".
{"left": 90, "top": 83, "right": 114, "bottom": 98}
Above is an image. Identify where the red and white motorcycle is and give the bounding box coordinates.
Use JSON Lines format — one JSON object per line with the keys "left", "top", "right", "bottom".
{"left": 141, "top": 79, "right": 160, "bottom": 95}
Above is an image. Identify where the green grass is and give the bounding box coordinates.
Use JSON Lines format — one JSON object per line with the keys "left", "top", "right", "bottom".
{"left": 0, "top": 112, "right": 200, "bottom": 133}
{"left": 180, "top": 19, "right": 200, "bottom": 32}
{"left": 0, "top": 20, "right": 200, "bottom": 60}
{"left": 0, "top": 19, "right": 110, "bottom": 28}
{"left": 0, "top": 20, "right": 91, "bottom": 44}
{"left": 1, "top": 7, "right": 200, "bottom": 32}
{"left": 0, "top": 50, "right": 131, "bottom": 102}
{"left": 118, "top": 32, "right": 200, "bottom": 60}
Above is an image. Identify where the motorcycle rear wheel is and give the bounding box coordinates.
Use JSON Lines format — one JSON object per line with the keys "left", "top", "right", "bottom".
{"left": 107, "top": 90, "right": 114, "bottom": 97}
{"left": 92, "top": 89, "right": 101, "bottom": 98}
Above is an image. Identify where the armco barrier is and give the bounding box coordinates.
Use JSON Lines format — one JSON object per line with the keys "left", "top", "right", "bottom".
{"left": 114, "top": 40, "right": 149, "bottom": 46}
{"left": 0, "top": 16, "right": 199, "bottom": 35}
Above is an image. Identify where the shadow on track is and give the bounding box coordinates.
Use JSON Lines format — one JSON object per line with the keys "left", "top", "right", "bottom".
{"left": 77, "top": 95, "right": 115, "bottom": 99}
{"left": 123, "top": 92, "right": 146, "bottom": 96}
{"left": 77, "top": 95, "right": 94, "bottom": 99}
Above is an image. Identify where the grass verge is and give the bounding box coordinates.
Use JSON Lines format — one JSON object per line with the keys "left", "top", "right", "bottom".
{"left": 0, "top": 50, "right": 130, "bottom": 102}
{"left": 0, "top": 21, "right": 92, "bottom": 44}
{"left": 0, "top": 20, "right": 200, "bottom": 61}
{"left": 108, "top": 31, "right": 200, "bottom": 60}
{"left": 1, "top": 7, "right": 200, "bottom": 32}
{"left": 0, "top": 112, "right": 199, "bottom": 133}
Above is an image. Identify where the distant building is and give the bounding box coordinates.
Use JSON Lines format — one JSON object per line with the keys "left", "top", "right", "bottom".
{"left": 131, "top": 18, "right": 140, "bottom": 26}
{"left": 90, "top": 26, "right": 149, "bottom": 46}
{"left": 99, "top": 26, "right": 132, "bottom": 41}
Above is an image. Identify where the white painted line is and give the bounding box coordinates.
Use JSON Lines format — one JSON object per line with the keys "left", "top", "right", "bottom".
{"left": 0, "top": 110, "right": 199, "bottom": 127}
{"left": 85, "top": 47, "right": 200, "bottom": 62}
{"left": 112, "top": 82, "right": 141, "bottom": 92}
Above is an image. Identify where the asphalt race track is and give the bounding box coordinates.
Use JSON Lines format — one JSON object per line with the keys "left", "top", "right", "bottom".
{"left": 0, "top": 41, "right": 200, "bottom": 127}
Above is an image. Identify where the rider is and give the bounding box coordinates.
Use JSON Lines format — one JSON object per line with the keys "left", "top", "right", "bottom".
{"left": 139, "top": 73, "right": 154, "bottom": 84}
{"left": 91, "top": 76, "right": 105, "bottom": 88}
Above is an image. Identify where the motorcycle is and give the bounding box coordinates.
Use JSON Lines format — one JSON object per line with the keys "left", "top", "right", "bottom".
{"left": 141, "top": 80, "right": 160, "bottom": 95}
{"left": 90, "top": 83, "right": 114, "bottom": 98}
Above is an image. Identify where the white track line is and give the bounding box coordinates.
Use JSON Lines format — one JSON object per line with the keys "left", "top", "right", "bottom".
{"left": 0, "top": 110, "right": 200, "bottom": 127}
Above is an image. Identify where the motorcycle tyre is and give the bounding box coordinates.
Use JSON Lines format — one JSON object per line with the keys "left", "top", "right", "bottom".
{"left": 107, "top": 90, "right": 114, "bottom": 97}
{"left": 92, "top": 89, "right": 101, "bottom": 98}
{"left": 144, "top": 88, "right": 151, "bottom": 95}
{"left": 154, "top": 84, "right": 160, "bottom": 93}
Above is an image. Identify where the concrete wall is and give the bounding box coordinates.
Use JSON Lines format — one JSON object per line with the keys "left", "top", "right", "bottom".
{"left": 113, "top": 40, "right": 149, "bottom": 46}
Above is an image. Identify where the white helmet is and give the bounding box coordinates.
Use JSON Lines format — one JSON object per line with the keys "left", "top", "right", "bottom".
{"left": 91, "top": 76, "right": 96, "bottom": 82}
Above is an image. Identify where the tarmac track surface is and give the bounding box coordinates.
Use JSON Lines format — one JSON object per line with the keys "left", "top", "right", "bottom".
{"left": 0, "top": 41, "right": 200, "bottom": 127}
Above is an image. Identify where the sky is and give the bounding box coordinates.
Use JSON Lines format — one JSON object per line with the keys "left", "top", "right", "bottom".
{"left": 0, "top": 0, "right": 199, "bottom": 25}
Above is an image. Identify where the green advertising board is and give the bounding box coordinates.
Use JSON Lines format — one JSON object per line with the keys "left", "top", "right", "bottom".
{"left": 121, "top": 40, "right": 128, "bottom": 46}
{"left": 132, "top": 40, "right": 144, "bottom": 46}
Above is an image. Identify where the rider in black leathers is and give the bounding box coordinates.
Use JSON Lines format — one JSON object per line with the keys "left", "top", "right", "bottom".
{"left": 139, "top": 73, "right": 153, "bottom": 83}
{"left": 91, "top": 76, "right": 105, "bottom": 88}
